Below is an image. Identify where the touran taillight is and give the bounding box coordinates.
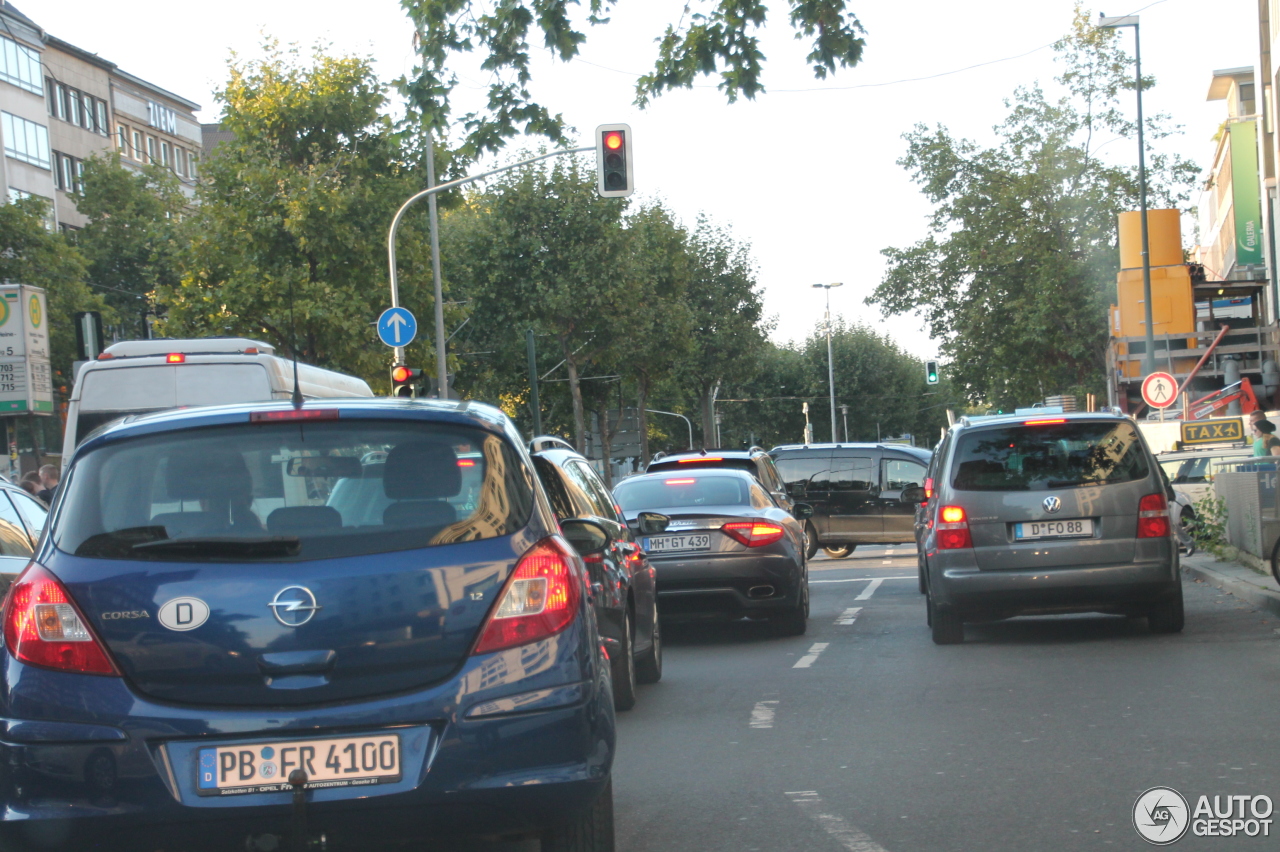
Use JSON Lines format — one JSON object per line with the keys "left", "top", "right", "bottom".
{"left": 1137, "top": 493, "right": 1171, "bottom": 539}
{"left": 721, "top": 521, "right": 786, "bottom": 548}
{"left": 473, "top": 537, "right": 582, "bottom": 655}
{"left": 3, "top": 564, "right": 118, "bottom": 676}
{"left": 936, "top": 506, "right": 972, "bottom": 550}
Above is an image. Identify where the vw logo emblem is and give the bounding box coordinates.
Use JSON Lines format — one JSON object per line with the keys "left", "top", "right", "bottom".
{"left": 1043, "top": 496, "right": 1062, "bottom": 514}
{"left": 268, "top": 586, "right": 322, "bottom": 627}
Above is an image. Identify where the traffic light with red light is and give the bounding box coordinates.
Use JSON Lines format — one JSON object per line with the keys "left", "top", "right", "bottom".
{"left": 391, "top": 364, "right": 423, "bottom": 398}
{"left": 595, "top": 124, "right": 633, "bottom": 198}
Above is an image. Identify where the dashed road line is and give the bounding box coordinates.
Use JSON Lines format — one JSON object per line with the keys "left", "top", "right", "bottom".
{"left": 749, "top": 700, "right": 779, "bottom": 728}
{"left": 793, "top": 642, "right": 829, "bottom": 668}
{"left": 786, "top": 791, "right": 892, "bottom": 852}
{"left": 835, "top": 606, "right": 862, "bottom": 625}
{"left": 855, "top": 578, "right": 886, "bottom": 600}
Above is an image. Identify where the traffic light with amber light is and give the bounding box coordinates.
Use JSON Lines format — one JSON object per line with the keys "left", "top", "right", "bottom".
{"left": 595, "top": 124, "right": 633, "bottom": 198}
{"left": 391, "top": 365, "right": 423, "bottom": 398}
{"left": 925, "top": 360, "right": 940, "bottom": 385}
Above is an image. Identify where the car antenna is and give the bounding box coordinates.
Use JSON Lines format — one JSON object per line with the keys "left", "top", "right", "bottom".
{"left": 287, "top": 276, "right": 303, "bottom": 409}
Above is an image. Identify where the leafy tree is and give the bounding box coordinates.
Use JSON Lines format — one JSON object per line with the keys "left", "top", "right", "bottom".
{"left": 161, "top": 44, "right": 437, "bottom": 385}
{"left": 868, "top": 8, "right": 1197, "bottom": 410}
{"left": 399, "top": 0, "right": 867, "bottom": 157}
{"left": 75, "top": 153, "right": 187, "bottom": 339}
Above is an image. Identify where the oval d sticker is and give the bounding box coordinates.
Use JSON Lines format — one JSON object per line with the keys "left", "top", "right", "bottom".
{"left": 158, "top": 597, "right": 209, "bottom": 631}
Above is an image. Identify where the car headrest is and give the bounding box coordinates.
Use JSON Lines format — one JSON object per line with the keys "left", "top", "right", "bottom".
{"left": 383, "top": 441, "right": 462, "bottom": 500}
{"left": 166, "top": 451, "right": 252, "bottom": 502}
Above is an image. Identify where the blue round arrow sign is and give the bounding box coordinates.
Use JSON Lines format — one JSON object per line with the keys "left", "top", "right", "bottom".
{"left": 377, "top": 307, "right": 417, "bottom": 348}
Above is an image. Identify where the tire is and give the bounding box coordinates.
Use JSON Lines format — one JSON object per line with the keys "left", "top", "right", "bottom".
{"left": 928, "top": 593, "right": 963, "bottom": 644}
{"left": 918, "top": 558, "right": 927, "bottom": 595}
{"left": 775, "top": 577, "right": 809, "bottom": 636}
{"left": 1271, "top": 538, "right": 1280, "bottom": 586}
{"left": 805, "top": 523, "right": 819, "bottom": 561}
{"left": 542, "top": 777, "right": 615, "bottom": 852}
{"left": 635, "top": 603, "right": 663, "bottom": 684}
{"left": 1148, "top": 585, "right": 1185, "bottom": 634}
{"left": 822, "top": 545, "right": 854, "bottom": 559}
{"left": 610, "top": 611, "right": 637, "bottom": 711}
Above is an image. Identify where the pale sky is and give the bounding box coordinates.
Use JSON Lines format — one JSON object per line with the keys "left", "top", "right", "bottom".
{"left": 35, "top": 0, "right": 1258, "bottom": 359}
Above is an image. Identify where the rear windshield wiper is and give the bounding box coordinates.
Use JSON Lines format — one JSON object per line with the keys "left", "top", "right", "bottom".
{"left": 131, "top": 536, "right": 302, "bottom": 558}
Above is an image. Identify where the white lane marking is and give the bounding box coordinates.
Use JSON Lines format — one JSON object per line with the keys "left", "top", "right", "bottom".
{"left": 810, "top": 576, "right": 913, "bottom": 584}
{"left": 793, "top": 642, "right": 829, "bottom": 668}
{"left": 750, "top": 700, "right": 779, "bottom": 729}
{"left": 786, "top": 791, "right": 893, "bottom": 852}
{"left": 855, "top": 578, "right": 886, "bottom": 600}
{"left": 835, "top": 606, "right": 862, "bottom": 625}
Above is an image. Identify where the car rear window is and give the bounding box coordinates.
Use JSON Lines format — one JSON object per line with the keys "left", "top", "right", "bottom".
{"left": 54, "top": 419, "right": 533, "bottom": 561}
{"left": 950, "top": 421, "right": 1150, "bottom": 491}
{"left": 648, "top": 457, "right": 754, "bottom": 475}
{"left": 615, "top": 476, "right": 751, "bottom": 510}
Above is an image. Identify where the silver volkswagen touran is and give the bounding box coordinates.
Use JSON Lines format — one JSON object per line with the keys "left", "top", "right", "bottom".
{"left": 916, "top": 411, "right": 1182, "bottom": 644}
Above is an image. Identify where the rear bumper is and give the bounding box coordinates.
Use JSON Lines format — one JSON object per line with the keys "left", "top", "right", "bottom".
{"left": 932, "top": 557, "right": 1179, "bottom": 616}
{"left": 651, "top": 551, "right": 802, "bottom": 618}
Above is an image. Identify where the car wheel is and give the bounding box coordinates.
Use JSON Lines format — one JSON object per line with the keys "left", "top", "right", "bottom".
{"left": 805, "top": 523, "right": 819, "bottom": 561}
{"left": 928, "top": 592, "right": 963, "bottom": 644}
{"left": 635, "top": 604, "right": 663, "bottom": 684}
{"left": 610, "top": 611, "right": 638, "bottom": 711}
{"left": 822, "top": 545, "right": 854, "bottom": 558}
{"left": 775, "top": 578, "right": 809, "bottom": 636}
{"left": 542, "top": 777, "right": 615, "bottom": 852}
{"left": 1148, "top": 585, "right": 1185, "bottom": 634}
{"left": 1271, "top": 538, "right": 1280, "bottom": 586}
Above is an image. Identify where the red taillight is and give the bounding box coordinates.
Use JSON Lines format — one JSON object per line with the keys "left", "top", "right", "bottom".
{"left": 923, "top": 477, "right": 933, "bottom": 500}
{"left": 1137, "top": 493, "right": 1170, "bottom": 539}
{"left": 457, "top": 459, "right": 476, "bottom": 467}
{"left": 721, "top": 520, "right": 786, "bottom": 548}
{"left": 166, "top": 353, "right": 186, "bottom": 364}
{"left": 936, "top": 505, "right": 972, "bottom": 550}
{"left": 3, "top": 564, "right": 118, "bottom": 676}
{"left": 249, "top": 409, "right": 340, "bottom": 423}
{"left": 473, "top": 537, "right": 582, "bottom": 655}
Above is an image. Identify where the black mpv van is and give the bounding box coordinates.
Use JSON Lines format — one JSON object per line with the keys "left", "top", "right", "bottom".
{"left": 770, "top": 443, "right": 931, "bottom": 558}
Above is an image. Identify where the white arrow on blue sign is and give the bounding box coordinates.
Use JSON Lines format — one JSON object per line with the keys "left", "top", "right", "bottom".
{"left": 377, "top": 307, "right": 417, "bottom": 348}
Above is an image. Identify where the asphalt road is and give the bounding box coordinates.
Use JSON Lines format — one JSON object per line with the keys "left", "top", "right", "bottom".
{"left": 611, "top": 545, "right": 1280, "bottom": 852}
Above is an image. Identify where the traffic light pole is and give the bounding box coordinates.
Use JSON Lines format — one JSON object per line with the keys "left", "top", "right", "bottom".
{"left": 387, "top": 145, "right": 592, "bottom": 381}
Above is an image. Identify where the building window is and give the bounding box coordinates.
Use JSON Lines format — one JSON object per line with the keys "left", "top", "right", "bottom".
{"left": 175, "top": 147, "right": 186, "bottom": 177}
{"left": 188, "top": 152, "right": 198, "bottom": 179}
{"left": 1, "top": 112, "right": 51, "bottom": 169}
{"left": 67, "top": 89, "right": 81, "bottom": 127}
{"left": 116, "top": 126, "right": 126, "bottom": 152}
{"left": 131, "top": 130, "right": 142, "bottom": 161}
{"left": 54, "top": 152, "right": 82, "bottom": 192}
{"left": 146, "top": 136, "right": 155, "bottom": 163}
{"left": 160, "top": 140, "right": 170, "bottom": 169}
{"left": 7, "top": 187, "right": 54, "bottom": 230}
{"left": 53, "top": 84, "right": 66, "bottom": 120}
{"left": 95, "top": 100, "right": 108, "bottom": 136}
{"left": 0, "top": 35, "right": 42, "bottom": 96}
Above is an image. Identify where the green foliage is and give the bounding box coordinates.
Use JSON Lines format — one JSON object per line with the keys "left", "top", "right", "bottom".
{"left": 1191, "top": 493, "right": 1229, "bottom": 557}
{"left": 399, "top": 1, "right": 866, "bottom": 157}
{"left": 869, "top": 6, "right": 1198, "bottom": 411}
{"left": 0, "top": 198, "right": 105, "bottom": 391}
{"left": 75, "top": 153, "right": 187, "bottom": 338}
{"left": 161, "top": 44, "right": 438, "bottom": 386}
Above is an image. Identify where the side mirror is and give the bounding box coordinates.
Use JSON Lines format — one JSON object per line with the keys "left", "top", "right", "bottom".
{"left": 560, "top": 518, "right": 610, "bottom": 556}
{"left": 637, "top": 512, "right": 670, "bottom": 535}
{"left": 901, "top": 485, "right": 926, "bottom": 504}
{"left": 792, "top": 502, "right": 814, "bottom": 521}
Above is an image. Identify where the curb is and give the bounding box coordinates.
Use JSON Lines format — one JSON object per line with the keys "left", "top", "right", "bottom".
{"left": 1181, "top": 557, "right": 1280, "bottom": 620}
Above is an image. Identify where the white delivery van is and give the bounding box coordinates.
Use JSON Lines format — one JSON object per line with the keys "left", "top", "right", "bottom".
{"left": 61, "top": 338, "right": 374, "bottom": 464}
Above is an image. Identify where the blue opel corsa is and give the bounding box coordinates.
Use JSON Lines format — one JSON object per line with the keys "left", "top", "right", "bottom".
{"left": 0, "top": 399, "right": 616, "bottom": 851}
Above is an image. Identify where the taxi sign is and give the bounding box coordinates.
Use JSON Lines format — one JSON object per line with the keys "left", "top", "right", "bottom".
{"left": 1141, "top": 371, "right": 1177, "bottom": 409}
{"left": 1179, "top": 417, "right": 1244, "bottom": 447}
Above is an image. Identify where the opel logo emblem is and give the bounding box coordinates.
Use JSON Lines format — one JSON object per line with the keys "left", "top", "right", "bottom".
{"left": 1043, "top": 496, "right": 1062, "bottom": 514}
{"left": 268, "top": 586, "right": 322, "bottom": 627}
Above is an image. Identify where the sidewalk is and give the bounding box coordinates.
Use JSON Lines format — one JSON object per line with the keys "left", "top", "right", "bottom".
{"left": 1181, "top": 550, "right": 1280, "bottom": 619}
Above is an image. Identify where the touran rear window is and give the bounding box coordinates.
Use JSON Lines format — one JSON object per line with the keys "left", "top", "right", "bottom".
{"left": 54, "top": 420, "right": 533, "bottom": 561}
{"left": 615, "top": 476, "right": 751, "bottom": 511}
{"left": 950, "top": 421, "right": 1150, "bottom": 491}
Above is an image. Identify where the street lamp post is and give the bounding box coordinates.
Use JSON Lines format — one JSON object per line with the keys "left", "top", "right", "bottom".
{"left": 839, "top": 403, "right": 849, "bottom": 443}
{"left": 1098, "top": 14, "right": 1156, "bottom": 377}
{"left": 813, "top": 283, "right": 843, "bottom": 442}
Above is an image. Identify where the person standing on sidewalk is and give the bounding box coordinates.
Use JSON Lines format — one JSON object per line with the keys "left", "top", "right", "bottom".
{"left": 1252, "top": 419, "right": 1280, "bottom": 457}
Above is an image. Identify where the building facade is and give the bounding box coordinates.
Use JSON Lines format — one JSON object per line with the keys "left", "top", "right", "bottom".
{"left": 110, "top": 70, "right": 201, "bottom": 200}
{"left": 0, "top": 3, "right": 54, "bottom": 228}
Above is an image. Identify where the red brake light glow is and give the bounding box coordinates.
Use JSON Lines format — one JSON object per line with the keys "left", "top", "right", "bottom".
{"left": 679, "top": 457, "right": 722, "bottom": 463}
{"left": 604, "top": 132, "right": 623, "bottom": 150}
{"left": 665, "top": 478, "right": 696, "bottom": 485}
{"left": 249, "top": 409, "right": 340, "bottom": 423}
{"left": 936, "top": 505, "right": 972, "bottom": 550}
{"left": 457, "top": 459, "right": 476, "bottom": 467}
{"left": 721, "top": 520, "right": 786, "bottom": 548}
{"left": 3, "top": 564, "right": 118, "bottom": 676}
{"left": 391, "top": 365, "right": 413, "bottom": 383}
{"left": 923, "top": 477, "right": 934, "bottom": 500}
{"left": 1024, "top": 418, "right": 1066, "bottom": 426}
{"left": 166, "top": 353, "right": 185, "bottom": 364}
{"left": 473, "top": 537, "right": 581, "bottom": 655}
{"left": 1137, "top": 493, "right": 1170, "bottom": 539}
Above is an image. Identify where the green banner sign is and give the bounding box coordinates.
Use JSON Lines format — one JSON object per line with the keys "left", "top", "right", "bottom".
{"left": 1229, "top": 120, "right": 1264, "bottom": 267}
